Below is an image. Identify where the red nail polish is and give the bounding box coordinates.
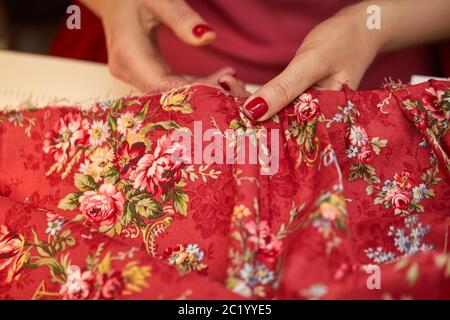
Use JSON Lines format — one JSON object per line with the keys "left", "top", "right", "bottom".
{"left": 218, "top": 80, "right": 230, "bottom": 91}
{"left": 244, "top": 97, "right": 268, "bottom": 120}
{"left": 193, "top": 24, "right": 213, "bottom": 38}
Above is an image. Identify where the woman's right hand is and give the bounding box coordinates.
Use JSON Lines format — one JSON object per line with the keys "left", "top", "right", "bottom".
{"left": 82, "top": 0, "right": 234, "bottom": 91}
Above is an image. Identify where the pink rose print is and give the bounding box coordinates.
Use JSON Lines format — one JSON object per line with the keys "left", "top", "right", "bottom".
{"left": 129, "top": 135, "right": 187, "bottom": 196}
{"left": 79, "top": 183, "right": 125, "bottom": 227}
{"left": 357, "top": 145, "right": 373, "bottom": 164}
{"left": 60, "top": 265, "right": 95, "bottom": 300}
{"left": 245, "top": 221, "right": 282, "bottom": 262}
{"left": 422, "top": 87, "right": 447, "bottom": 121}
{"left": 385, "top": 189, "right": 411, "bottom": 210}
{"left": 294, "top": 93, "right": 319, "bottom": 123}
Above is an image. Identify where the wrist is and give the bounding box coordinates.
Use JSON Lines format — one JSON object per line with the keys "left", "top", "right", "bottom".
{"left": 335, "top": 1, "right": 394, "bottom": 54}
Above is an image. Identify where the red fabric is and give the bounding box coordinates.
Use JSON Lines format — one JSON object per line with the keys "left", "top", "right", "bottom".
{"left": 438, "top": 43, "right": 450, "bottom": 76}
{"left": 1, "top": 81, "right": 450, "bottom": 299}
{"left": 51, "top": 1, "right": 107, "bottom": 63}
{"left": 50, "top": 1, "right": 448, "bottom": 90}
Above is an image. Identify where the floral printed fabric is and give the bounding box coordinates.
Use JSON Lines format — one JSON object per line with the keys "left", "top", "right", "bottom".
{"left": 0, "top": 80, "right": 450, "bottom": 300}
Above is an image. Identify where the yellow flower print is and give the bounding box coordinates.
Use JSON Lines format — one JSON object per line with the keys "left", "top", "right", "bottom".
{"left": 126, "top": 132, "right": 148, "bottom": 147}
{"left": 310, "top": 192, "right": 347, "bottom": 244}
{"left": 89, "top": 147, "right": 114, "bottom": 178}
{"left": 232, "top": 204, "right": 251, "bottom": 222}
{"left": 122, "top": 261, "right": 151, "bottom": 294}
{"left": 160, "top": 87, "right": 193, "bottom": 114}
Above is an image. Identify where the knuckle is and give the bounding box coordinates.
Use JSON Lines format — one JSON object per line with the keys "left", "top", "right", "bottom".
{"left": 271, "top": 79, "right": 295, "bottom": 104}
{"left": 296, "top": 49, "right": 331, "bottom": 74}
{"left": 108, "top": 49, "right": 127, "bottom": 79}
{"left": 108, "top": 61, "right": 122, "bottom": 79}
{"left": 172, "top": 9, "right": 194, "bottom": 29}
{"left": 108, "top": 45, "right": 127, "bottom": 69}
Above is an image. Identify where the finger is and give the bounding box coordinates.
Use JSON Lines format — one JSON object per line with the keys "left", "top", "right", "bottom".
{"left": 313, "top": 71, "right": 362, "bottom": 91}
{"left": 217, "top": 75, "right": 250, "bottom": 98}
{"left": 195, "top": 67, "right": 250, "bottom": 97}
{"left": 151, "top": 75, "right": 189, "bottom": 93}
{"left": 143, "top": 0, "right": 216, "bottom": 46}
{"left": 242, "top": 53, "right": 329, "bottom": 122}
{"left": 180, "top": 67, "right": 235, "bottom": 85}
{"left": 200, "top": 67, "right": 236, "bottom": 84}
{"left": 108, "top": 42, "right": 169, "bottom": 92}
{"left": 105, "top": 3, "right": 176, "bottom": 91}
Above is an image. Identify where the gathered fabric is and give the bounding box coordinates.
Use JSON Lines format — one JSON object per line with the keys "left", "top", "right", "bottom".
{"left": 0, "top": 80, "right": 449, "bottom": 299}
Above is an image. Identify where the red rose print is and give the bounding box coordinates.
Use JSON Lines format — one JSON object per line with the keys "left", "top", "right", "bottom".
{"left": 115, "top": 141, "right": 146, "bottom": 178}
{"left": 97, "top": 270, "right": 125, "bottom": 300}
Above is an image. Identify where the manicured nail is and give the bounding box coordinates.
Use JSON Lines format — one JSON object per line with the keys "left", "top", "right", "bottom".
{"left": 218, "top": 80, "right": 230, "bottom": 91}
{"left": 193, "top": 24, "right": 213, "bottom": 38}
{"left": 244, "top": 97, "right": 268, "bottom": 120}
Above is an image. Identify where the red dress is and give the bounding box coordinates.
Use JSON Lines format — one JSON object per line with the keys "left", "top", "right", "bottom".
{"left": 50, "top": 1, "right": 448, "bottom": 89}
{"left": 1, "top": 80, "right": 450, "bottom": 299}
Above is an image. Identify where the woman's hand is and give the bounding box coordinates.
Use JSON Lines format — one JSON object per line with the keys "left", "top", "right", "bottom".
{"left": 81, "top": 0, "right": 235, "bottom": 91}
{"left": 242, "top": 4, "right": 384, "bottom": 121}
{"left": 242, "top": 0, "right": 450, "bottom": 122}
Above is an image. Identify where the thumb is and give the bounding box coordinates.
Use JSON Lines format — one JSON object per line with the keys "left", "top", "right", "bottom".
{"left": 143, "top": 0, "right": 216, "bottom": 46}
{"left": 242, "top": 54, "right": 329, "bottom": 122}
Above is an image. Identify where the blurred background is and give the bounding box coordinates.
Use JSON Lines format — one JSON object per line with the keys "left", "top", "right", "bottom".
{"left": 0, "top": 0, "right": 69, "bottom": 53}
{"left": 0, "top": 0, "right": 448, "bottom": 90}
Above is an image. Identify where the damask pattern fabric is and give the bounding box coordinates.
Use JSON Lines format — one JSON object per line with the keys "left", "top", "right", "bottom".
{"left": 0, "top": 80, "right": 449, "bottom": 299}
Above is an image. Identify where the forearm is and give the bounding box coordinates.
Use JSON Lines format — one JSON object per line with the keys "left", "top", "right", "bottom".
{"left": 338, "top": 0, "right": 450, "bottom": 52}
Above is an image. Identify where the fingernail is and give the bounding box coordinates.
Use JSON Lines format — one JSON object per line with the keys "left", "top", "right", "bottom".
{"left": 193, "top": 24, "right": 214, "bottom": 38}
{"left": 244, "top": 97, "right": 268, "bottom": 120}
{"left": 218, "top": 80, "right": 230, "bottom": 91}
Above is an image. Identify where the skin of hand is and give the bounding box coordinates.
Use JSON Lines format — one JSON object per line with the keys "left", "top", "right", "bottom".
{"left": 219, "top": 9, "right": 380, "bottom": 104}
{"left": 81, "top": 0, "right": 236, "bottom": 92}
{"left": 242, "top": 0, "right": 450, "bottom": 122}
